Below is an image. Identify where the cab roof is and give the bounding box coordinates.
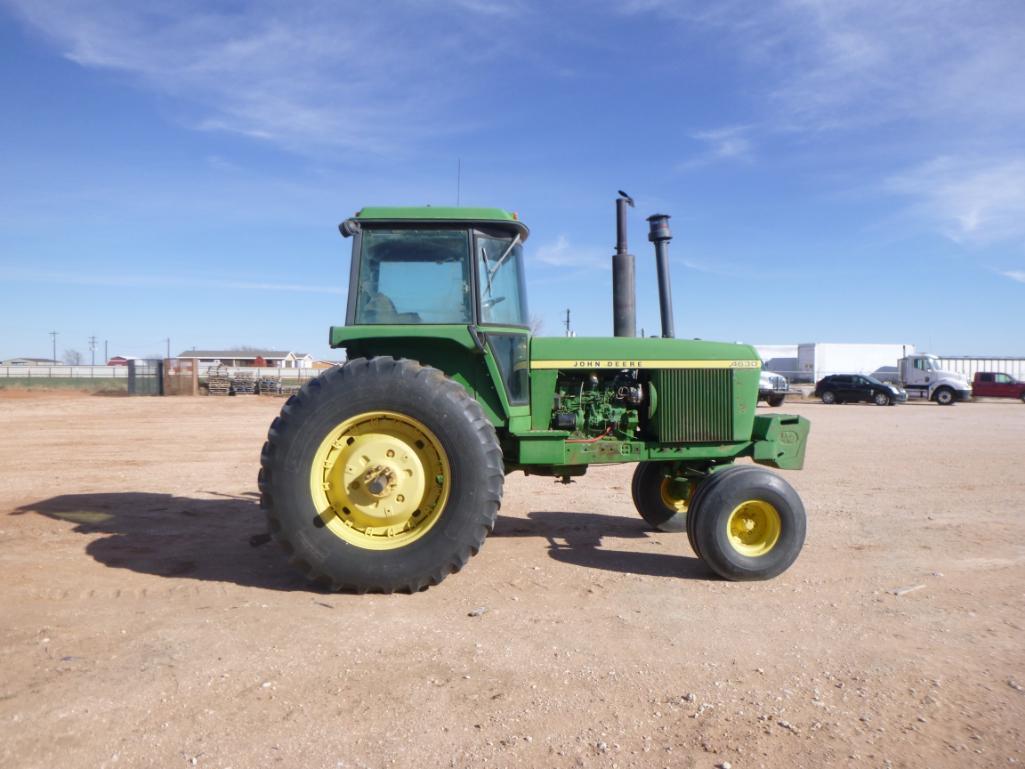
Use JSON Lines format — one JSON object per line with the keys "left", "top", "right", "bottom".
{"left": 353, "top": 206, "right": 529, "bottom": 241}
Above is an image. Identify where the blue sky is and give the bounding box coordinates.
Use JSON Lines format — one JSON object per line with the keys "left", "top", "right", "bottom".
{"left": 1, "top": 0, "right": 1023, "bottom": 362}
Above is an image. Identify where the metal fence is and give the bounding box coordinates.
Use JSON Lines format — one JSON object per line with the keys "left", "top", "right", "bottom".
{"left": 0, "top": 363, "right": 326, "bottom": 381}
{"left": 128, "top": 359, "right": 163, "bottom": 396}
{"left": 0, "top": 361, "right": 329, "bottom": 397}
{"left": 0, "top": 365, "right": 129, "bottom": 378}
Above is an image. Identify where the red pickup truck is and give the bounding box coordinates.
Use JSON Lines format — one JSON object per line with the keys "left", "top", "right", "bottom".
{"left": 972, "top": 372, "right": 1025, "bottom": 402}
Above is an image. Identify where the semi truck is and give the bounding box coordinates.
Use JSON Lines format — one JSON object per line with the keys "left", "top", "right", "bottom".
{"left": 897, "top": 353, "right": 972, "bottom": 405}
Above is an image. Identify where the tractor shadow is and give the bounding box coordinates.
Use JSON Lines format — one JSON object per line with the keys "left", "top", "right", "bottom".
{"left": 493, "top": 511, "right": 711, "bottom": 580}
{"left": 11, "top": 494, "right": 712, "bottom": 588}
{"left": 11, "top": 492, "right": 312, "bottom": 592}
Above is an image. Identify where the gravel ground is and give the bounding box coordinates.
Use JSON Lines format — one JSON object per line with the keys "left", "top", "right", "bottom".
{"left": 1, "top": 391, "right": 1023, "bottom": 769}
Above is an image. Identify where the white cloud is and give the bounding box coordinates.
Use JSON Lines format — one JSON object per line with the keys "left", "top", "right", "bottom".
{"left": 680, "top": 125, "right": 753, "bottom": 169}
{"left": 1, "top": 0, "right": 520, "bottom": 154}
{"left": 625, "top": 1, "right": 1025, "bottom": 132}
{"left": 885, "top": 157, "right": 1025, "bottom": 244}
{"left": 533, "top": 235, "right": 609, "bottom": 269}
{"left": 1001, "top": 271, "right": 1025, "bottom": 284}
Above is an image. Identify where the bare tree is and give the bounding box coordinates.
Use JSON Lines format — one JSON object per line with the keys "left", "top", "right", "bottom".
{"left": 62, "top": 348, "right": 83, "bottom": 365}
{"left": 529, "top": 314, "right": 544, "bottom": 335}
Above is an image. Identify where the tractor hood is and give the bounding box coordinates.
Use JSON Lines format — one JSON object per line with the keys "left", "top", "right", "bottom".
{"left": 529, "top": 336, "right": 760, "bottom": 371}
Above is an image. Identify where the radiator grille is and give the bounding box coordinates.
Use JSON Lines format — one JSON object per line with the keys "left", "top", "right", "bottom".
{"left": 650, "top": 369, "right": 734, "bottom": 443}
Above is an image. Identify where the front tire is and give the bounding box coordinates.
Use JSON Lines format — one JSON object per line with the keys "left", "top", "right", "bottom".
{"left": 873, "top": 392, "right": 890, "bottom": 406}
{"left": 689, "top": 467, "right": 806, "bottom": 581}
{"left": 259, "top": 357, "right": 504, "bottom": 593}
{"left": 684, "top": 464, "right": 765, "bottom": 559}
{"left": 767, "top": 393, "right": 785, "bottom": 407}
{"left": 631, "top": 462, "right": 692, "bottom": 532}
{"left": 934, "top": 387, "right": 955, "bottom": 406}
{"left": 820, "top": 390, "right": 836, "bottom": 404}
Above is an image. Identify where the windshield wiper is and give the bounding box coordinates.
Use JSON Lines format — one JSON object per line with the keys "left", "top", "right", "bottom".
{"left": 487, "top": 234, "right": 521, "bottom": 285}
{"left": 480, "top": 244, "right": 494, "bottom": 295}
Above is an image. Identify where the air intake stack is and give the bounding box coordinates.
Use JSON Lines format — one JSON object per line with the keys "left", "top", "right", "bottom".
{"left": 647, "top": 213, "right": 675, "bottom": 338}
{"left": 612, "top": 191, "right": 636, "bottom": 337}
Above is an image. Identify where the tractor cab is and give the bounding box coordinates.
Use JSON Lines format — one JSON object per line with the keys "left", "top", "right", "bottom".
{"left": 341, "top": 207, "right": 529, "bottom": 329}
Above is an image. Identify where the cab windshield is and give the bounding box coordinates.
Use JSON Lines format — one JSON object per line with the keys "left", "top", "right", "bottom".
{"left": 477, "top": 232, "right": 528, "bottom": 326}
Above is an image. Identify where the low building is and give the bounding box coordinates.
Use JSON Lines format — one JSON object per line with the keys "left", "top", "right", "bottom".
{"left": 176, "top": 350, "right": 314, "bottom": 368}
{"left": 1, "top": 357, "right": 59, "bottom": 366}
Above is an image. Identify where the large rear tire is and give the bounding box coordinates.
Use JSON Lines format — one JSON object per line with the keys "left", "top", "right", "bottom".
{"left": 259, "top": 357, "right": 504, "bottom": 593}
{"left": 631, "top": 462, "right": 692, "bottom": 532}
{"left": 689, "top": 467, "right": 806, "bottom": 581}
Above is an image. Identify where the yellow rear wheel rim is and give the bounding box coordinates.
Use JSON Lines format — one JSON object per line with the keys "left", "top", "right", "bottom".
{"left": 309, "top": 411, "right": 450, "bottom": 550}
{"left": 726, "top": 500, "right": 781, "bottom": 557}
{"left": 659, "top": 477, "right": 694, "bottom": 513}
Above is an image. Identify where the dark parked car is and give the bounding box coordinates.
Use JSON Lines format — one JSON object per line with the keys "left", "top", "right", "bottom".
{"left": 814, "top": 374, "right": 907, "bottom": 406}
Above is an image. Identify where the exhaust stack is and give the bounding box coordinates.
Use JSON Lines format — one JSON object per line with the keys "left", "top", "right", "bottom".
{"left": 647, "top": 213, "right": 675, "bottom": 338}
{"left": 612, "top": 191, "right": 636, "bottom": 337}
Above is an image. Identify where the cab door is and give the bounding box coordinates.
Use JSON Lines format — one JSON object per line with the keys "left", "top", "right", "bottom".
{"left": 835, "top": 375, "right": 857, "bottom": 401}
{"left": 993, "top": 373, "right": 1015, "bottom": 398}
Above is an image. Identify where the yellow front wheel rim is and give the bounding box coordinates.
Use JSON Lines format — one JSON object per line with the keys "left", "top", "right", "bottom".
{"left": 309, "top": 411, "right": 450, "bottom": 550}
{"left": 726, "top": 500, "right": 781, "bottom": 557}
{"left": 659, "top": 477, "right": 694, "bottom": 513}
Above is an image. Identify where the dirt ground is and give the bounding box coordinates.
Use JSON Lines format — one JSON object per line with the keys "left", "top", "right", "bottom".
{"left": 1, "top": 392, "right": 1023, "bottom": 769}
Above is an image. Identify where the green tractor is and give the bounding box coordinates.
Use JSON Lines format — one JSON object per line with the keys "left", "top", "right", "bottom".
{"left": 259, "top": 195, "right": 810, "bottom": 592}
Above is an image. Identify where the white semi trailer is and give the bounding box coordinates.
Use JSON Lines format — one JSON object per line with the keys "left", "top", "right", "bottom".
{"left": 797, "top": 343, "right": 912, "bottom": 383}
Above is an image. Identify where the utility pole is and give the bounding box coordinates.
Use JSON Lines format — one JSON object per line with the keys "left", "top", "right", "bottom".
{"left": 49, "top": 331, "right": 58, "bottom": 364}
{"left": 88, "top": 336, "right": 97, "bottom": 366}
{"left": 165, "top": 338, "right": 171, "bottom": 360}
{"left": 456, "top": 158, "right": 461, "bottom": 206}
{"left": 563, "top": 309, "right": 571, "bottom": 337}
{"left": 104, "top": 340, "right": 108, "bottom": 364}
